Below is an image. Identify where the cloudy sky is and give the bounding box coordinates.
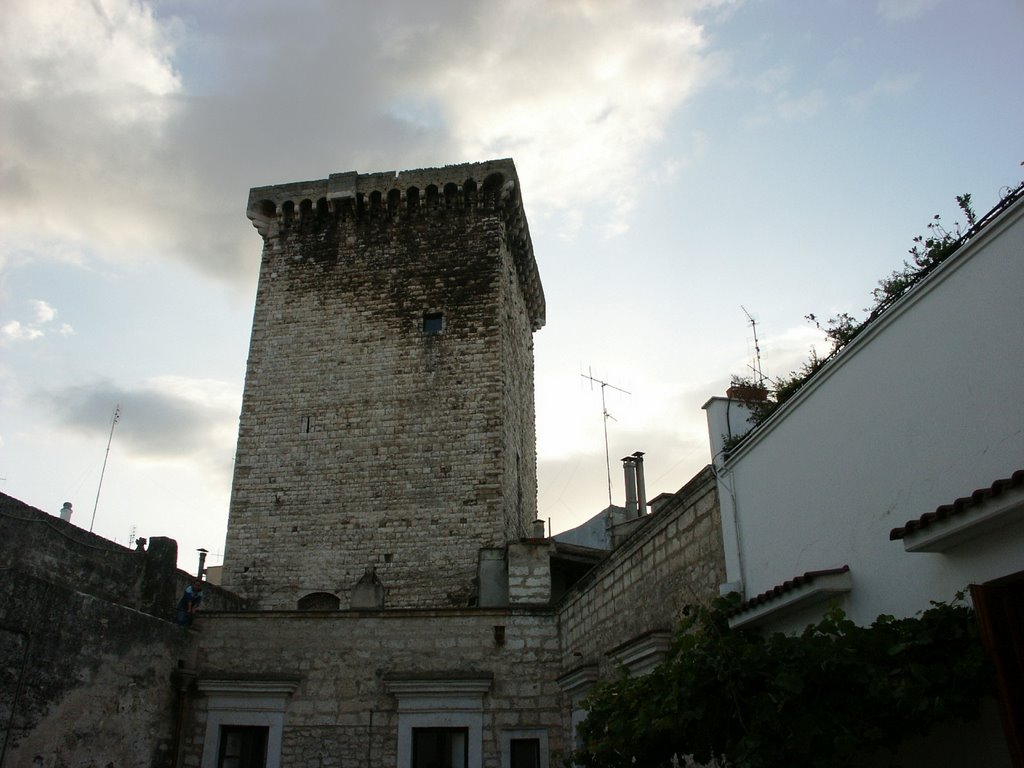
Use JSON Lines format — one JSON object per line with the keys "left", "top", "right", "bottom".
{"left": 1, "top": 0, "right": 1021, "bottom": 570}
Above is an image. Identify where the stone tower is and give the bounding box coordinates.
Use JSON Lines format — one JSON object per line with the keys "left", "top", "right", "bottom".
{"left": 222, "top": 159, "right": 545, "bottom": 610}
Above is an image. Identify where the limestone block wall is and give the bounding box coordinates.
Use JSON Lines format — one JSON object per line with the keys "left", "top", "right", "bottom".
{"left": 497, "top": 238, "right": 538, "bottom": 540}
{"left": 557, "top": 467, "right": 724, "bottom": 676}
{"left": 0, "top": 493, "right": 242, "bottom": 619}
{"left": 0, "top": 569, "right": 197, "bottom": 768}
{"left": 508, "top": 540, "right": 554, "bottom": 605}
{"left": 184, "top": 609, "right": 563, "bottom": 768}
{"left": 0, "top": 492, "right": 175, "bottom": 617}
{"left": 224, "top": 161, "right": 545, "bottom": 611}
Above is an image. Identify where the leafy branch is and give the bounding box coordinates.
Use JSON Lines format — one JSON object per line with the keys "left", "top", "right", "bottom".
{"left": 570, "top": 597, "right": 992, "bottom": 768}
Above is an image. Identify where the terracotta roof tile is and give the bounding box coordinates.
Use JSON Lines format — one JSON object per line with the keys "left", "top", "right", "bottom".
{"left": 727, "top": 565, "right": 850, "bottom": 618}
{"left": 889, "top": 469, "right": 1024, "bottom": 541}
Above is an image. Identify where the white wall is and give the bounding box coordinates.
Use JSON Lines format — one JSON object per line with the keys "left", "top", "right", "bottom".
{"left": 713, "top": 197, "right": 1024, "bottom": 626}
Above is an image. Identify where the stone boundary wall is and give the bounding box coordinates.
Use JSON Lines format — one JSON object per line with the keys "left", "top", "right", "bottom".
{"left": 185, "top": 608, "right": 564, "bottom": 768}
{"left": 0, "top": 493, "right": 241, "bottom": 619}
{"left": 1, "top": 568, "right": 198, "bottom": 768}
{"left": 556, "top": 466, "right": 724, "bottom": 676}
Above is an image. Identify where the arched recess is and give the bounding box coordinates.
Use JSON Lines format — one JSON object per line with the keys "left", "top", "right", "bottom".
{"left": 463, "top": 178, "right": 478, "bottom": 208}
{"left": 481, "top": 173, "right": 505, "bottom": 209}
{"left": 387, "top": 188, "right": 401, "bottom": 215}
{"left": 406, "top": 186, "right": 420, "bottom": 213}
{"left": 443, "top": 182, "right": 459, "bottom": 208}
{"left": 425, "top": 185, "right": 439, "bottom": 208}
{"left": 297, "top": 592, "right": 341, "bottom": 610}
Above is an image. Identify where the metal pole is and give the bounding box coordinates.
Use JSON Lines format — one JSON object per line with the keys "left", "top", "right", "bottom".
{"left": 90, "top": 404, "right": 120, "bottom": 533}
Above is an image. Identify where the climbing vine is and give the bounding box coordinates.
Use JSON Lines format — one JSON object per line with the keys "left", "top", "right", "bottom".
{"left": 570, "top": 597, "right": 992, "bottom": 768}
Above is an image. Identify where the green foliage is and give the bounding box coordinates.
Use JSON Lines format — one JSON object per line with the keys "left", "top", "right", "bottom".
{"left": 726, "top": 193, "right": 983, "bottom": 448}
{"left": 571, "top": 597, "right": 992, "bottom": 768}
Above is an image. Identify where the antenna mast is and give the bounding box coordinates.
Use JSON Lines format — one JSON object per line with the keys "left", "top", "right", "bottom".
{"left": 90, "top": 404, "right": 121, "bottom": 533}
{"left": 581, "top": 367, "right": 631, "bottom": 507}
{"left": 741, "top": 305, "right": 766, "bottom": 387}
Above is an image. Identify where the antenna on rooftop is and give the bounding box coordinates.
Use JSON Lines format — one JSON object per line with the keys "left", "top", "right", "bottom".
{"left": 741, "top": 306, "right": 766, "bottom": 388}
{"left": 90, "top": 403, "right": 120, "bottom": 533}
{"left": 581, "top": 367, "right": 631, "bottom": 508}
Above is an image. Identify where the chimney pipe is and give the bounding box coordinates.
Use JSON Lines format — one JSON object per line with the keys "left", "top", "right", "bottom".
{"left": 196, "top": 548, "right": 209, "bottom": 579}
{"left": 622, "top": 456, "right": 638, "bottom": 517}
{"left": 633, "top": 451, "right": 647, "bottom": 517}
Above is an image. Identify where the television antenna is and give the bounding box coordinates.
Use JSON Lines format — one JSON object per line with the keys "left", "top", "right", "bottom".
{"left": 581, "top": 367, "right": 631, "bottom": 507}
{"left": 90, "top": 404, "right": 120, "bottom": 533}
{"left": 741, "top": 306, "right": 766, "bottom": 387}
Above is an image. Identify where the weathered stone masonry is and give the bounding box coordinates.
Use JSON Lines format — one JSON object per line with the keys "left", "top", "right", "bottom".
{"left": 188, "top": 609, "right": 564, "bottom": 768}
{"left": 223, "top": 160, "right": 545, "bottom": 611}
{"left": 0, "top": 492, "right": 240, "bottom": 768}
{"left": 557, "top": 467, "right": 725, "bottom": 676}
{"left": 0, "top": 159, "right": 730, "bottom": 768}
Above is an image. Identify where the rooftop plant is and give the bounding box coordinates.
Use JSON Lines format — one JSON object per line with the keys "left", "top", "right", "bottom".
{"left": 726, "top": 182, "right": 1023, "bottom": 448}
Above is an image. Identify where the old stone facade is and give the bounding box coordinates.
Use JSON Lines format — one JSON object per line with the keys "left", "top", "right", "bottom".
{"left": 224, "top": 160, "right": 544, "bottom": 611}
{"left": 0, "top": 492, "right": 239, "bottom": 768}
{"left": 188, "top": 609, "right": 563, "bottom": 767}
{"left": 1, "top": 160, "right": 727, "bottom": 768}
{"left": 557, "top": 467, "right": 723, "bottom": 676}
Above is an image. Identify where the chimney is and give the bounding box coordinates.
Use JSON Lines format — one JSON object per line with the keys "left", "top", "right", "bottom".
{"left": 622, "top": 456, "right": 638, "bottom": 517}
{"left": 531, "top": 519, "right": 546, "bottom": 539}
{"left": 725, "top": 383, "right": 769, "bottom": 402}
{"left": 197, "top": 548, "right": 209, "bottom": 579}
{"left": 633, "top": 451, "right": 647, "bottom": 517}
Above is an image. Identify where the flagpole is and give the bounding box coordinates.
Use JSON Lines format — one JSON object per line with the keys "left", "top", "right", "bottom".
{"left": 90, "top": 404, "right": 121, "bottom": 533}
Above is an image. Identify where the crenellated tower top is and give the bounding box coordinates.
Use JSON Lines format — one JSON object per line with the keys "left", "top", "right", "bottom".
{"left": 246, "top": 158, "right": 545, "bottom": 331}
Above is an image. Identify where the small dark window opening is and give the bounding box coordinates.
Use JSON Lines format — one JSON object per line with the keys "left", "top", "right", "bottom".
{"left": 303, "top": 416, "right": 312, "bottom": 433}
{"left": 218, "top": 725, "right": 268, "bottom": 768}
{"left": 413, "top": 728, "right": 468, "bottom": 768}
{"left": 510, "top": 738, "right": 541, "bottom": 768}
{"left": 423, "top": 312, "right": 444, "bottom": 335}
{"left": 510, "top": 738, "right": 540, "bottom": 768}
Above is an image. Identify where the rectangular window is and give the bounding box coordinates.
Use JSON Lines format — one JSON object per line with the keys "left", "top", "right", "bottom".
{"left": 509, "top": 738, "right": 540, "bottom": 768}
{"left": 423, "top": 312, "right": 444, "bottom": 334}
{"left": 218, "top": 725, "right": 268, "bottom": 768}
{"left": 412, "top": 727, "right": 468, "bottom": 768}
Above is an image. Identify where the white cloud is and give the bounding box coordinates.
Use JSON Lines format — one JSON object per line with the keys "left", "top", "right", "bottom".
{"left": 32, "top": 299, "right": 56, "bottom": 323}
{"left": 0, "top": 0, "right": 723, "bottom": 289}
{"left": 0, "top": 0, "right": 186, "bottom": 271}
{"left": 0, "top": 299, "right": 67, "bottom": 342}
{"left": 0, "top": 1, "right": 181, "bottom": 114}
{"left": 2, "top": 320, "right": 43, "bottom": 341}
{"left": 59, "top": 323, "right": 76, "bottom": 337}
{"left": 382, "top": 0, "right": 714, "bottom": 236}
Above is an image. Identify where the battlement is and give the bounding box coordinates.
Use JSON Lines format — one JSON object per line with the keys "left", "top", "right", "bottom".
{"left": 246, "top": 158, "right": 544, "bottom": 330}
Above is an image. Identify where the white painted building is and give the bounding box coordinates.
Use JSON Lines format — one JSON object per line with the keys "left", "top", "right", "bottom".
{"left": 703, "top": 186, "right": 1024, "bottom": 760}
